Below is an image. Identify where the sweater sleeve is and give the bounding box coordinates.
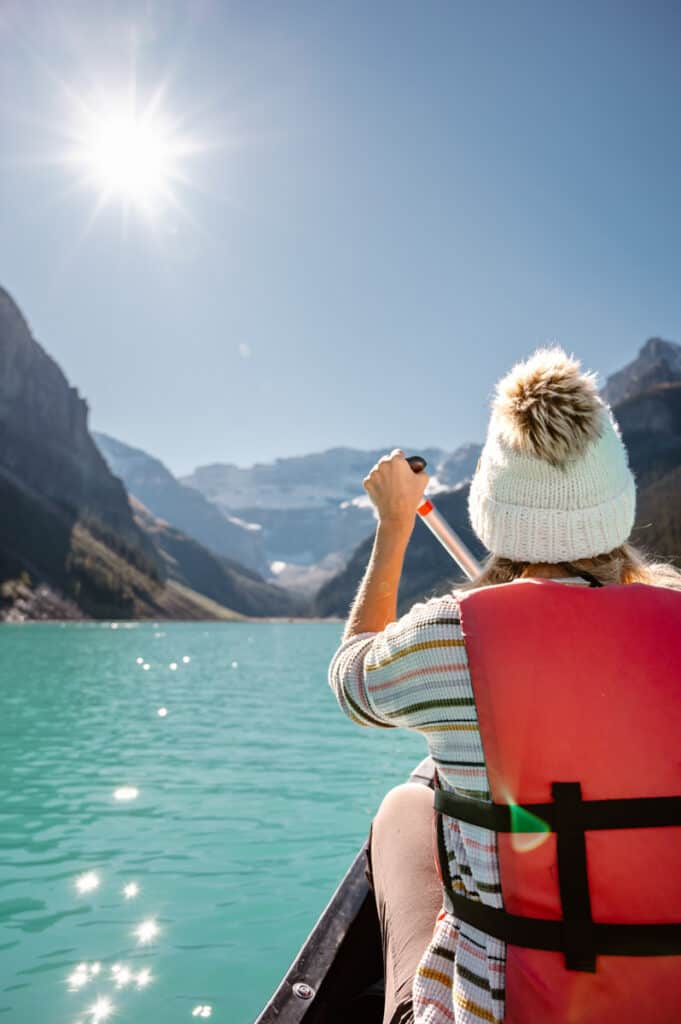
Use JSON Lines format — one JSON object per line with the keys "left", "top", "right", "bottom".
{"left": 328, "top": 592, "right": 469, "bottom": 731}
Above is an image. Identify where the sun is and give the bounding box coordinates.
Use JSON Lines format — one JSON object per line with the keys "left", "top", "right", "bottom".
{"left": 67, "top": 88, "right": 201, "bottom": 219}
{"left": 33, "top": 58, "right": 227, "bottom": 244}
{"left": 85, "top": 112, "right": 172, "bottom": 204}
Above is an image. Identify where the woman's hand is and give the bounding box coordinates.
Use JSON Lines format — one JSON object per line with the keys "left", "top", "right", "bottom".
{"left": 363, "top": 449, "right": 430, "bottom": 532}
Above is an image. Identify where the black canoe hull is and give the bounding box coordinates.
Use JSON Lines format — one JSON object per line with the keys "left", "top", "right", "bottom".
{"left": 254, "top": 757, "right": 435, "bottom": 1024}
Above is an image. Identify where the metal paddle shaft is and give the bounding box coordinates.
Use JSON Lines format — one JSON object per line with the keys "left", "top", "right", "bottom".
{"left": 406, "top": 455, "right": 482, "bottom": 581}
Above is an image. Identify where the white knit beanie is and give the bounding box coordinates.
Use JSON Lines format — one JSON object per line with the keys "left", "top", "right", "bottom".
{"left": 468, "top": 347, "right": 636, "bottom": 563}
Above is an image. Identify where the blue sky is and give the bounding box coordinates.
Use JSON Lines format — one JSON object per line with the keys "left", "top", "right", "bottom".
{"left": 1, "top": 1, "right": 680, "bottom": 475}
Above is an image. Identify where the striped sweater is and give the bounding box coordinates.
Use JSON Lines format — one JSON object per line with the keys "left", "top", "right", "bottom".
{"left": 328, "top": 581, "right": 588, "bottom": 1024}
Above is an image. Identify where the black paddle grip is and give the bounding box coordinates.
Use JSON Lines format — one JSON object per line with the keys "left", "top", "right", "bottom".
{"left": 406, "top": 455, "right": 427, "bottom": 474}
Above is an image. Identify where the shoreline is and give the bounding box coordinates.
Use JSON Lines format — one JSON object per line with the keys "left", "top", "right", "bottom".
{"left": 1, "top": 580, "right": 344, "bottom": 625}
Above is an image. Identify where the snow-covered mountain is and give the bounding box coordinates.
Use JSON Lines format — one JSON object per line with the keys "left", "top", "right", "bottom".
{"left": 181, "top": 446, "right": 452, "bottom": 511}
{"left": 181, "top": 445, "right": 482, "bottom": 578}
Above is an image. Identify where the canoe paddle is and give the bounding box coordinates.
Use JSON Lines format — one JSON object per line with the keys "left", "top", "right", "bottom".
{"left": 406, "top": 455, "right": 482, "bottom": 581}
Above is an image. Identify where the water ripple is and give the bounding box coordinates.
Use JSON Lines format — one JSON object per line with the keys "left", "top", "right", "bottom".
{"left": 1, "top": 621, "right": 424, "bottom": 1022}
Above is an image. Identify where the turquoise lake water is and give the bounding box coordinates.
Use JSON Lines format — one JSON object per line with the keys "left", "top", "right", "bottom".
{"left": 0, "top": 622, "right": 424, "bottom": 1024}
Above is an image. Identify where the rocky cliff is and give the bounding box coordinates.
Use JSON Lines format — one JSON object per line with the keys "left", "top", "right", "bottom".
{"left": 0, "top": 286, "right": 170, "bottom": 617}
{"left": 0, "top": 288, "right": 158, "bottom": 560}
{"left": 617, "top": 382, "right": 681, "bottom": 556}
{"left": 602, "top": 337, "right": 681, "bottom": 407}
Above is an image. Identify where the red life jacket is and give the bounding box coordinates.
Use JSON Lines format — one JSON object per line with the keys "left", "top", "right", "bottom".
{"left": 433, "top": 579, "right": 681, "bottom": 1024}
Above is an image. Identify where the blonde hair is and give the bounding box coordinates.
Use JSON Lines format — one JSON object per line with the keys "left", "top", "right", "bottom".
{"left": 461, "top": 543, "right": 681, "bottom": 591}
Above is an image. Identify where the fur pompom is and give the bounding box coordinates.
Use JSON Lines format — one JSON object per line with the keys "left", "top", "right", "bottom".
{"left": 493, "top": 347, "right": 603, "bottom": 466}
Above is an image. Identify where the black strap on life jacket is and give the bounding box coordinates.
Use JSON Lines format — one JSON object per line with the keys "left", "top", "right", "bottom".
{"left": 434, "top": 782, "right": 681, "bottom": 972}
{"left": 557, "top": 563, "right": 604, "bottom": 588}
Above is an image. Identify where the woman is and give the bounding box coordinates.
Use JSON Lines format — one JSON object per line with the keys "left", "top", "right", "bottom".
{"left": 328, "top": 347, "right": 681, "bottom": 1024}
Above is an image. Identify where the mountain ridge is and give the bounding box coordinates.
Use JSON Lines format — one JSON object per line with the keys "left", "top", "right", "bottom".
{"left": 94, "top": 431, "right": 268, "bottom": 574}
{"left": 602, "top": 336, "right": 681, "bottom": 406}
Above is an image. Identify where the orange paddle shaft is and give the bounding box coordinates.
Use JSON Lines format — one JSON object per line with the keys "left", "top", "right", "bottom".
{"left": 406, "top": 455, "right": 482, "bottom": 580}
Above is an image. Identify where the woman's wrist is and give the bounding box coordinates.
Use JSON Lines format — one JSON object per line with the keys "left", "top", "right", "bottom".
{"left": 376, "top": 516, "right": 414, "bottom": 542}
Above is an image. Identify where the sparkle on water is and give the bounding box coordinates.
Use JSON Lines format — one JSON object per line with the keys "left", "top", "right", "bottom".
{"left": 134, "top": 918, "right": 160, "bottom": 945}
{"left": 87, "top": 995, "right": 114, "bottom": 1022}
{"left": 113, "top": 786, "right": 139, "bottom": 802}
{"left": 112, "top": 964, "right": 133, "bottom": 989}
{"left": 67, "top": 965, "right": 89, "bottom": 991}
{"left": 157, "top": 707, "right": 169, "bottom": 717}
{"left": 136, "top": 967, "right": 153, "bottom": 989}
{"left": 192, "top": 1007, "right": 213, "bottom": 1019}
{"left": 75, "top": 871, "right": 100, "bottom": 894}
{"left": 3, "top": 621, "right": 424, "bottom": 1022}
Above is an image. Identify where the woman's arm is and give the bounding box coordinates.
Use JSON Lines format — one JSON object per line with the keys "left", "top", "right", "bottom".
{"left": 329, "top": 590, "right": 467, "bottom": 730}
{"left": 342, "top": 520, "right": 412, "bottom": 641}
{"left": 343, "top": 449, "right": 428, "bottom": 642}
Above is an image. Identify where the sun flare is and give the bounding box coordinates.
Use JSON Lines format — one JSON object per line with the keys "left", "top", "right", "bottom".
{"left": 66, "top": 87, "right": 200, "bottom": 219}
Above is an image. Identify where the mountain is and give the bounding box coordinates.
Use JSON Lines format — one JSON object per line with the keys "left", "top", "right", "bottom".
{"left": 602, "top": 337, "right": 681, "bottom": 407}
{"left": 600, "top": 339, "right": 681, "bottom": 558}
{"left": 434, "top": 443, "right": 482, "bottom": 488}
{"left": 182, "top": 445, "right": 480, "bottom": 570}
{"left": 183, "top": 447, "right": 450, "bottom": 511}
{"left": 0, "top": 286, "right": 167, "bottom": 618}
{"left": 615, "top": 382, "right": 681, "bottom": 558}
{"left": 94, "top": 432, "right": 268, "bottom": 574}
{"left": 611, "top": 381, "right": 681, "bottom": 487}
{"left": 0, "top": 285, "right": 293, "bottom": 621}
{"left": 0, "top": 288, "right": 158, "bottom": 562}
{"left": 130, "top": 497, "right": 306, "bottom": 617}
